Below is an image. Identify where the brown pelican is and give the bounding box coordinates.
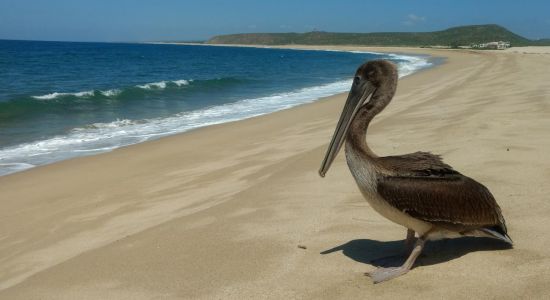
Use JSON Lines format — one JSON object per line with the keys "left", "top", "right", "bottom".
{"left": 319, "top": 60, "right": 512, "bottom": 283}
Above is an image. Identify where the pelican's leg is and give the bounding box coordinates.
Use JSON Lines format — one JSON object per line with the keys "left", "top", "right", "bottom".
{"left": 404, "top": 229, "right": 416, "bottom": 253}
{"left": 366, "top": 236, "right": 426, "bottom": 283}
{"left": 370, "top": 229, "right": 417, "bottom": 266}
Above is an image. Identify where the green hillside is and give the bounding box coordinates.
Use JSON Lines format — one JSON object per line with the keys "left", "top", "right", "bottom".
{"left": 206, "top": 24, "right": 549, "bottom": 47}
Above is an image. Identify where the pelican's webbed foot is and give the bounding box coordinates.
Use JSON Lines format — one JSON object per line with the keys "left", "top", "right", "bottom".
{"left": 366, "top": 234, "right": 426, "bottom": 284}
{"left": 365, "top": 266, "right": 409, "bottom": 283}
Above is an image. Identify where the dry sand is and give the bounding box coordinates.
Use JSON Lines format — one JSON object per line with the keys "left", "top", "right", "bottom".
{"left": 1, "top": 46, "right": 550, "bottom": 299}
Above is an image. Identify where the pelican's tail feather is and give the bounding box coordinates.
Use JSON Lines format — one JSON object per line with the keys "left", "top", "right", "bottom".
{"left": 478, "top": 226, "right": 513, "bottom": 245}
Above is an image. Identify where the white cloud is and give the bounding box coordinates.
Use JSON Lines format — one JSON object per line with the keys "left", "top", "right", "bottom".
{"left": 403, "top": 14, "right": 426, "bottom": 26}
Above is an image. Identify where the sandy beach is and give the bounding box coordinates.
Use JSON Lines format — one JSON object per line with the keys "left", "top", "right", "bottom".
{"left": 1, "top": 46, "right": 550, "bottom": 299}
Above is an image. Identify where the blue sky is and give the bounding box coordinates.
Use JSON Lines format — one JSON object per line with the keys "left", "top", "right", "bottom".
{"left": 1, "top": 0, "right": 549, "bottom": 42}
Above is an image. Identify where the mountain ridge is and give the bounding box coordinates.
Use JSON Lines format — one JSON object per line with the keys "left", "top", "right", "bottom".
{"left": 206, "top": 24, "right": 550, "bottom": 47}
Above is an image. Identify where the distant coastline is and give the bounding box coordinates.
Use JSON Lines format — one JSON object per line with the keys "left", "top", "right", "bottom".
{"left": 160, "top": 24, "right": 550, "bottom": 48}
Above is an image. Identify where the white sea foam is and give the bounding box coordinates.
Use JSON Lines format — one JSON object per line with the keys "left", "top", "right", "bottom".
{"left": 30, "top": 79, "right": 192, "bottom": 100}
{"left": 32, "top": 90, "right": 94, "bottom": 100}
{"left": 2, "top": 55, "right": 431, "bottom": 176}
{"left": 100, "top": 88, "right": 121, "bottom": 97}
{"left": 0, "top": 163, "right": 35, "bottom": 174}
{"left": 32, "top": 89, "right": 119, "bottom": 100}
{"left": 345, "top": 51, "right": 432, "bottom": 77}
{"left": 136, "top": 79, "right": 192, "bottom": 89}
{"left": 173, "top": 79, "right": 192, "bottom": 86}
{"left": 0, "top": 79, "right": 352, "bottom": 175}
{"left": 86, "top": 119, "right": 139, "bottom": 129}
{"left": 387, "top": 53, "right": 432, "bottom": 77}
{"left": 294, "top": 48, "right": 432, "bottom": 77}
{"left": 136, "top": 81, "right": 167, "bottom": 89}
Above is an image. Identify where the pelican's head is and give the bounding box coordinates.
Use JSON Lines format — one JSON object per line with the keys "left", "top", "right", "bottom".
{"left": 318, "top": 60, "right": 397, "bottom": 177}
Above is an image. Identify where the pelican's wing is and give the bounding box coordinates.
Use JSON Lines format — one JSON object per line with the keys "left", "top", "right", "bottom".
{"left": 379, "top": 151, "right": 458, "bottom": 177}
{"left": 376, "top": 174, "right": 507, "bottom": 233}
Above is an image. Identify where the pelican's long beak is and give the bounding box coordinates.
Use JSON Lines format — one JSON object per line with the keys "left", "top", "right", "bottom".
{"left": 319, "top": 81, "right": 375, "bottom": 177}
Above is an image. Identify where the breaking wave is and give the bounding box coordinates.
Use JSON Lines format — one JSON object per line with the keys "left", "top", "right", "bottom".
{"left": 31, "top": 79, "right": 194, "bottom": 100}
{"left": 0, "top": 51, "right": 433, "bottom": 176}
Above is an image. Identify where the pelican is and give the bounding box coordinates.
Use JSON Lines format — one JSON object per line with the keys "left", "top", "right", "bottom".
{"left": 319, "top": 60, "right": 512, "bottom": 283}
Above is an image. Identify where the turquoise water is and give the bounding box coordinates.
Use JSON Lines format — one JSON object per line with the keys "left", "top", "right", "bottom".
{"left": 0, "top": 40, "right": 432, "bottom": 175}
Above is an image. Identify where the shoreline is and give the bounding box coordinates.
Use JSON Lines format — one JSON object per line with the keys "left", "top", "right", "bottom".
{"left": 2, "top": 46, "right": 550, "bottom": 298}
{"left": 0, "top": 45, "right": 435, "bottom": 177}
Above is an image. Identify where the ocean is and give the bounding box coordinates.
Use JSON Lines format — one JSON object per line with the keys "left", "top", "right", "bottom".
{"left": 0, "top": 40, "right": 433, "bottom": 176}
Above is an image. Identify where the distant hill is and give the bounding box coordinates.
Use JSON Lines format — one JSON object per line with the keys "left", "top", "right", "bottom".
{"left": 206, "top": 24, "right": 550, "bottom": 47}
{"left": 531, "top": 38, "right": 550, "bottom": 46}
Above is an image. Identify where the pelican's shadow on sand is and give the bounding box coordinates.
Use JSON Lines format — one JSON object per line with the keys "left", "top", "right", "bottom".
{"left": 321, "top": 237, "right": 512, "bottom": 268}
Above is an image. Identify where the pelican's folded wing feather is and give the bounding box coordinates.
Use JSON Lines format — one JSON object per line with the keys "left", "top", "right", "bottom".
{"left": 376, "top": 174, "right": 507, "bottom": 233}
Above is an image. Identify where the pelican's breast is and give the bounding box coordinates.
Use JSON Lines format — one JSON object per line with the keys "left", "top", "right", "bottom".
{"left": 344, "top": 143, "right": 432, "bottom": 235}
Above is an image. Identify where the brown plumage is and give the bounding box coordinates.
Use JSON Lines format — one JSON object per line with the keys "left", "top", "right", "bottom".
{"left": 377, "top": 172, "right": 506, "bottom": 230}
{"left": 378, "top": 152, "right": 507, "bottom": 231}
{"left": 319, "top": 59, "right": 511, "bottom": 283}
{"left": 379, "top": 151, "right": 457, "bottom": 177}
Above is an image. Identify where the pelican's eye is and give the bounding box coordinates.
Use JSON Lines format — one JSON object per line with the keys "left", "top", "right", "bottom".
{"left": 353, "top": 76, "right": 361, "bottom": 85}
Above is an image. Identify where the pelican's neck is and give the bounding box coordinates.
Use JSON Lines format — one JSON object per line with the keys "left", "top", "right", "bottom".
{"left": 345, "top": 88, "right": 393, "bottom": 162}
{"left": 346, "top": 105, "right": 379, "bottom": 160}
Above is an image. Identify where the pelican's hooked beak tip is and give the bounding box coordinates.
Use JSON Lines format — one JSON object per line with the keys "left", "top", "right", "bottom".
{"left": 318, "top": 170, "right": 326, "bottom": 178}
